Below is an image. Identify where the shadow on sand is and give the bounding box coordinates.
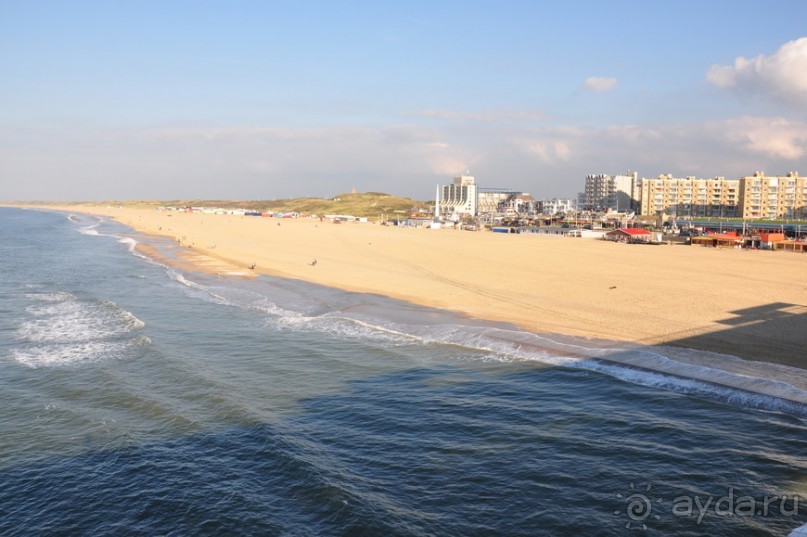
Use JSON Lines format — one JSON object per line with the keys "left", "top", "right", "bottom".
{"left": 664, "top": 302, "right": 806, "bottom": 369}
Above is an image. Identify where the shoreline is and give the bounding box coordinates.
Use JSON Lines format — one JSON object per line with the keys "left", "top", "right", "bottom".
{"left": 10, "top": 204, "right": 807, "bottom": 370}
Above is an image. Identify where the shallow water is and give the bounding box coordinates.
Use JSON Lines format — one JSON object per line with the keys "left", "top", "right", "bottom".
{"left": 1, "top": 207, "right": 805, "bottom": 536}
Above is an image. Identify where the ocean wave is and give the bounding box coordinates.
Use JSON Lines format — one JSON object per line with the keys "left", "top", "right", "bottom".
{"left": 69, "top": 215, "right": 145, "bottom": 260}
{"left": 77, "top": 224, "right": 100, "bottom": 236}
{"left": 169, "top": 270, "right": 232, "bottom": 304}
{"left": 117, "top": 237, "right": 139, "bottom": 255}
{"left": 269, "top": 314, "right": 419, "bottom": 347}
{"left": 19, "top": 297, "right": 144, "bottom": 343}
{"left": 11, "top": 336, "right": 151, "bottom": 369}
{"left": 25, "top": 291, "right": 75, "bottom": 303}
{"left": 150, "top": 259, "right": 807, "bottom": 417}
{"left": 270, "top": 303, "right": 807, "bottom": 416}
{"left": 11, "top": 291, "right": 148, "bottom": 368}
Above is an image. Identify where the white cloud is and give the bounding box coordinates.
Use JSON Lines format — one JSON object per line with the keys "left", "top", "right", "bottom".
{"left": 512, "top": 138, "right": 572, "bottom": 163}
{"left": 582, "top": 76, "right": 618, "bottom": 92}
{"left": 720, "top": 116, "right": 807, "bottom": 159}
{"left": 2, "top": 116, "right": 806, "bottom": 201}
{"left": 706, "top": 37, "right": 807, "bottom": 109}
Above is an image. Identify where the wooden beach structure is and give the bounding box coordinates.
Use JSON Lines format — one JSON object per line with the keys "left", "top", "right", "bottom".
{"left": 690, "top": 232, "right": 744, "bottom": 248}
{"left": 604, "top": 228, "right": 652, "bottom": 243}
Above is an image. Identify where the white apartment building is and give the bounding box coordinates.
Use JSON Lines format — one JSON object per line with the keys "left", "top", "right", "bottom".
{"left": 540, "top": 198, "right": 577, "bottom": 216}
{"left": 583, "top": 172, "right": 638, "bottom": 211}
{"left": 438, "top": 174, "right": 478, "bottom": 218}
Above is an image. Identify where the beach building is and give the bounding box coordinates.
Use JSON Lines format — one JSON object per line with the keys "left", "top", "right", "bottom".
{"left": 738, "top": 171, "right": 807, "bottom": 220}
{"left": 491, "top": 226, "right": 581, "bottom": 237}
{"left": 524, "top": 226, "right": 582, "bottom": 237}
{"left": 582, "top": 172, "right": 639, "bottom": 212}
{"left": 690, "top": 232, "right": 744, "bottom": 248}
{"left": 476, "top": 188, "right": 536, "bottom": 217}
{"left": 604, "top": 228, "right": 652, "bottom": 243}
{"left": 773, "top": 240, "right": 807, "bottom": 253}
{"left": 499, "top": 193, "right": 535, "bottom": 217}
{"left": 438, "top": 174, "right": 478, "bottom": 218}
{"left": 638, "top": 175, "right": 740, "bottom": 218}
{"left": 477, "top": 188, "right": 517, "bottom": 215}
{"left": 539, "top": 198, "right": 577, "bottom": 216}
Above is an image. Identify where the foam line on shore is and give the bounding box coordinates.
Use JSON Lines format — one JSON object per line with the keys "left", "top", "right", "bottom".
{"left": 161, "top": 265, "right": 807, "bottom": 416}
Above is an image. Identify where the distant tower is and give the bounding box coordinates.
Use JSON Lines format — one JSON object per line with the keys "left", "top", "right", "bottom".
{"left": 351, "top": 186, "right": 357, "bottom": 194}
{"left": 435, "top": 184, "right": 441, "bottom": 219}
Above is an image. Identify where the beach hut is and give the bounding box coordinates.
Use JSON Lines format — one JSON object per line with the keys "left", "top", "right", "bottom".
{"left": 772, "top": 240, "right": 807, "bottom": 253}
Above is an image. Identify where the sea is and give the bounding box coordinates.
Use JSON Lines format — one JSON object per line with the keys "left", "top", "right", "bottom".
{"left": 0, "top": 206, "right": 805, "bottom": 536}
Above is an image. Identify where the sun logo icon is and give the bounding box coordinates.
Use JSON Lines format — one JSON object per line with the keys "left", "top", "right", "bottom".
{"left": 614, "top": 482, "right": 663, "bottom": 530}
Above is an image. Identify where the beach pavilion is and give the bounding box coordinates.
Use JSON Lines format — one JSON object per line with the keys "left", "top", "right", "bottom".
{"left": 604, "top": 228, "right": 652, "bottom": 243}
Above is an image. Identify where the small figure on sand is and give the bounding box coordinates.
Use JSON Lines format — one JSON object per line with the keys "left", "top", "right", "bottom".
{"left": 309, "top": 259, "right": 317, "bottom": 266}
{"left": 249, "top": 263, "right": 256, "bottom": 270}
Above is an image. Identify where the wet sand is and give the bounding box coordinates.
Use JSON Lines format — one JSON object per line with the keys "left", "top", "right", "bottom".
{"left": 34, "top": 205, "right": 807, "bottom": 368}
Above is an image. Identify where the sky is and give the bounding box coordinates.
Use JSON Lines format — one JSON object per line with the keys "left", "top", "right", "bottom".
{"left": 1, "top": 0, "right": 807, "bottom": 201}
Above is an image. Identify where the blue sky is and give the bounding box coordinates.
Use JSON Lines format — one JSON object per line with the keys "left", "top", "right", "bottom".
{"left": 2, "top": 0, "right": 806, "bottom": 200}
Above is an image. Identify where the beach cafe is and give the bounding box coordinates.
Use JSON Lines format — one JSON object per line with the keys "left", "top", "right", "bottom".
{"left": 690, "top": 232, "right": 744, "bottom": 248}
{"left": 604, "top": 228, "right": 652, "bottom": 243}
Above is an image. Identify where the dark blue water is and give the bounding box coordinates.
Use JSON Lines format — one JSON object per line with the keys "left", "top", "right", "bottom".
{"left": 1, "top": 207, "right": 805, "bottom": 536}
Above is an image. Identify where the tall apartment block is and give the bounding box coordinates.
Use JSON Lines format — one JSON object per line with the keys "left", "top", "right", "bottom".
{"left": 639, "top": 175, "right": 740, "bottom": 217}
{"left": 582, "top": 172, "right": 638, "bottom": 211}
{"left": 738, "top": 172, "right": 807, "bottom": 219}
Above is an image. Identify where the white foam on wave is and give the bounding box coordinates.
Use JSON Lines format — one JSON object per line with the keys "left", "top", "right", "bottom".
{"left": 117, "top": 236, "right": 139, "bottom": 255}
{"left": 11, "top": 291, "right": 148, "bottom": 368}
{"left": 19, "top": 297, "right": 144, "bottom": 343}
{"left": 169, "top": 270, "right": 231, "bottom": 304}
{"left": 407, "top": 324, "right": 807, "bottom": 414}
{"left": 77, "top": 223, "right": 100, "bottom": 236}
{"left": 269, "top": 313, "right": 417, "bottom": 347}
{"left": 272, "top": 309, "right": 807, "bottom": 415}
{"left": 70, "top": 213, "right": 146, "bottom": 261}
{"left": 12, "top": 336, "right": 151, "bottom": 369}
{"left": 160, "top": 270, "right": 807, "bottom": 416}
{"left": 25, "top": 291, "right": 74, "bottom": 303}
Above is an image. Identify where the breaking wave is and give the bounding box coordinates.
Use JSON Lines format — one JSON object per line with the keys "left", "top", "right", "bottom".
{"left": 11, "top": 291, "right": 149, "bottom": 368}
{"left": 164, "top": 271, "right": 807, "bottom": 418}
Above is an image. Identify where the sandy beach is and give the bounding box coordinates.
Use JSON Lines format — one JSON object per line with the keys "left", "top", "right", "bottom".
{"left": 38, "top": 205, "right": 807, "bottom": 368}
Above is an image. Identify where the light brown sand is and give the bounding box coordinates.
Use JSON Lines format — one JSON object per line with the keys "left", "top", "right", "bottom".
{"left": 44, "top": 205, "right": 807, "bottom": 368}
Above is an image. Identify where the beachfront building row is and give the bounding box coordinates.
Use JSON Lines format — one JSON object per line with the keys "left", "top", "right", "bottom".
{"left": 585, "top": 171, "right": 806, "bottom": 219}
{"left": 439, "top": 170, "right": 806, "bottom": 221}
{"left": 641, "top": 171, "right": 806, "bottom": 219}
{"left": 438, "top": 174, "right": 540, "bottom": 219}
{"left": 639, "top": 175, "right": 741, "bottom": 218}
